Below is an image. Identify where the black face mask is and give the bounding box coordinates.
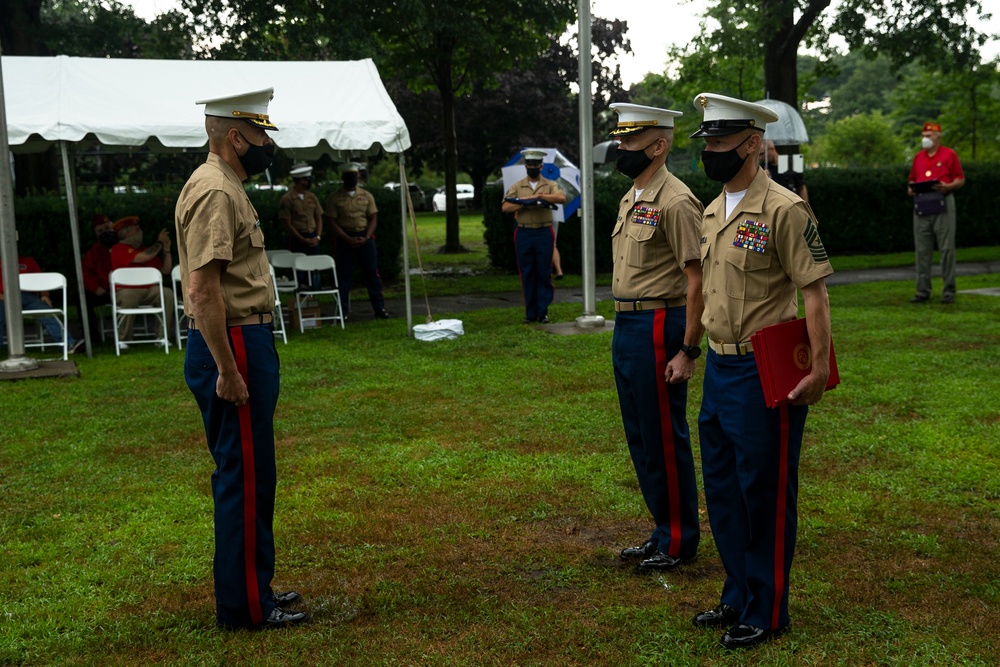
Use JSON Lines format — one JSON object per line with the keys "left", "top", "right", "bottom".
{"left": 342, "top": 173, "right": 359, "bottom": 189}
{"left": 237, "top": 131, "right": 275, "bottom": 177}
{"left": 525, "top": 167, "right": 542, "bottom": 179}
{"left": 99, "top": 230, "right": 118, "bottom": 248}
{"left": 616, "top": 142, "right": 656, "bottom": 179}
{"left": 701, "top": 135, "right": 752, "bottom": 183}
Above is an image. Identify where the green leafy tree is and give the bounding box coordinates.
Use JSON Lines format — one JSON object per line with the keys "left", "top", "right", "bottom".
{"left": 811, "top": 111, "right": 906, "bottom": 167}
{"left": 387, "top": 17, "right": 632, "bottom": 208}
{"left": 179, "top": 0, "right": 578, "bottom": 253}
{"left": 369, "top": 0, "right": 577, "bottom": 252}
{"left": 889, "top": 59, "right": 1000, "bottom": 161}
{"left": 662, "top": 0, "right": 990, "bottom": 110}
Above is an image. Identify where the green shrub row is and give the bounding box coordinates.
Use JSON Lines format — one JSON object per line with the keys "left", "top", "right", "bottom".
{"left": 9, "top": 184, "right": 404, "bottom": 297}
{"left": 483, "top": 163, "right": 1000, "bottom": 272}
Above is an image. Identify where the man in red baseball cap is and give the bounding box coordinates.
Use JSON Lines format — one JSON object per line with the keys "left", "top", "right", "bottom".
{"left": 907, "top": 121, "right": 965, "bottom": 304}
{"left": 81, "top": 214, "right": 116, "bottom": 343}
{"left": 109, "top": 215, "right": 174, "bottom": 347}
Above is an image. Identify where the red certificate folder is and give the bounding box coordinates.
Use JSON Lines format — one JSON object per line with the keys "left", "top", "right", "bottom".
{"left": 750, "top": 318, "right": 839, "bottom": 408}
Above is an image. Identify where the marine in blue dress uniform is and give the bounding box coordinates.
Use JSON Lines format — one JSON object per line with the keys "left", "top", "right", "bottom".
{"left": 608, "top": 104, "right": 706, "bottom": 572}
{"left": 689, "top": 93, "right": 833, "bottom": 649}
{"left": 175, "top": 88, "right": 308, "bottom": 630}
{"left": 502, "top": 149, "right": 567, "bottom": 323}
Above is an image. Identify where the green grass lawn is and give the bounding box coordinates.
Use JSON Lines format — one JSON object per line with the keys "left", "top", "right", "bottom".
{"left": 1, "top": 262, "right": 998, "bottom": 665}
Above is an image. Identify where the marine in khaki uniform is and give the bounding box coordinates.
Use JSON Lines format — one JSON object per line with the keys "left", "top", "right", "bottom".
{"left": 325, "top": 162, "right": 388, "bottom": 319}
{"left": 279, "top": 162, "right": 324, "bottom": 256}
{"left": 175, "top": 87, "right": 307, "bottom": 630}
{"left": 689, "top": 92, "right": 833, "bottom": 650}
{"left": 607, "top": 103, "right": 705, "bottom": 574}
{"left": 501, "top": 149, "right": 566, "bottom": 323}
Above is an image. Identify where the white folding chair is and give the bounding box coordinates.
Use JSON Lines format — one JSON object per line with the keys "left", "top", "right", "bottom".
{"left": 269, "top": 252, "right": 304, "bottom": 298}
{"left": 266, "top": 248, "right": 293, "bottom": 262}
{"left": 95, "top": 303, "right": 115, "bottom": 342}
{"left": 293, "top": 254, "right": 345, "bottom": 332}
{"left": 171, "top": 264, "right": 187, "bottom": 349}
{"left": 269, "top": 265, "right": 288, "bottom": 345}
{"left": 110, "top": 267, "right": 170, "bottom": 356}
{"left": 18, "top": 272, "right": 70, "bottom": 360}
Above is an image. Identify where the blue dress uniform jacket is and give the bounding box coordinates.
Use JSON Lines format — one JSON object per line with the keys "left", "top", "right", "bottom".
{"left": 175, "top": 153, "right": 281, "bottom": 630}
{"left": 611, "top": 165, "right": 703, "bottom": 560}
{"left": 698, "top": 168, "right": 832, "bottom": 631}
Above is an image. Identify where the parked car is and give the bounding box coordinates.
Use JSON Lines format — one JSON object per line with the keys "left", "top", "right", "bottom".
{"left": 432, "top": 183, "right": 474, "bottom": 212}
{"left": 384, "top": 182, "right": 428, "bottom": 211}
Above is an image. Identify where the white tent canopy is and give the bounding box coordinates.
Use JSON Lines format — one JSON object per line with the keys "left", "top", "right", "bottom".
{"left": 4, "top": 55, "right": 410, "bottom": 157}
{"left": 1, "top": 56, "right": 417, "bottom": 362}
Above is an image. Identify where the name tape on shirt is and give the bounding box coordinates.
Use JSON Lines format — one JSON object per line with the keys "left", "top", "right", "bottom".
{"left": 733, "top": 219, "right": 770, "bottom": 253}
{"left": 632, "top": 205, "right": 661, "bottom": 227}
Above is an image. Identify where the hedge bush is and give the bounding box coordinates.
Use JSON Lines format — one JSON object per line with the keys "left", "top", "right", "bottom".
{"left": 9, "top": 183, "right": 403, "bottom": 298}
{"left": 483, "top": 162, "right": 1000, "bottom": 272}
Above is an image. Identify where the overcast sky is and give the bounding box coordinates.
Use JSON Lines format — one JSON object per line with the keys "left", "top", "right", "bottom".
{"left": 127, "top": 0, "right": 997, "bottom": 88}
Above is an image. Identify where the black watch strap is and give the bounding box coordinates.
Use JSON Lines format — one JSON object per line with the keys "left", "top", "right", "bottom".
{"left": 681, "top": 343, "right": 702, "bottom": 359}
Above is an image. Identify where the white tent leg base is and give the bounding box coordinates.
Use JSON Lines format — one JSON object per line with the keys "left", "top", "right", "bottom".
{"left": 0, "top": 356, "right": 40, "bottom": 372}
{"left": 574, "top": 315, "right": 606, "bottom": 329}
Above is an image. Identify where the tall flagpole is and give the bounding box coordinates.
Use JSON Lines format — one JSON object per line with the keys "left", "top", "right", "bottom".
{"left": 575, "top": 0, "right": 605, "bottom": 329}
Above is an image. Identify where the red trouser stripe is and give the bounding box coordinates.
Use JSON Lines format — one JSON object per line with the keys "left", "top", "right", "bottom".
{"left": 653, "top": 309, "right": 682, "bottom": 558}
{"left": 772, "top": 405, "right": 790, "bottom": 628}
{"left": 230, "top": 326, "right": 263, "bottom": 625}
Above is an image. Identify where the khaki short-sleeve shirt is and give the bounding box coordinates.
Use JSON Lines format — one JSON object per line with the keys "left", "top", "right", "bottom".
{"left": 504, "top": 177, "right": 563, "bottom": 227}
{"left": 700, "top": 168, "right": 833, "bottom": 344}
{"left": 326, "top": 186, "right": 377, "bottom": 232}
{"left": 278, "top": 190, "right": 323, "bottom": 234}
{"left": 611, "top": 166, "right": 704, "bottom": 301}
{"left": 174, "top": 153, "right": 274, "bottom": 320}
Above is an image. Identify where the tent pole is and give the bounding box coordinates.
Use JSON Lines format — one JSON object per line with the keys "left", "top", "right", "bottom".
{"left": 60, "top": 141, "right": 91, "bottom": 357}
{"left": 574, "top": 0, "right": 605, "bottom": 329}
{"left": 399, "top": 153, "right": 413, "bottom": 336}
{"left": 0, "top": 52, "right": 38, "bottom": 372}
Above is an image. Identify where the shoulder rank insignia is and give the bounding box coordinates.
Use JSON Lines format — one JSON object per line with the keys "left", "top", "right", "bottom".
{"left": 804, "top": 218, "right": 829, "bottom": 262}
{"left": 733, "top": 219, "right": 769, "bottom": 253}
{"left": 632, "top": 205, "right": 661, "bottom": 226}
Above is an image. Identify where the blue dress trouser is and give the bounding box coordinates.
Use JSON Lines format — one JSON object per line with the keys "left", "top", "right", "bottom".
{"left": 184, "top": 324, "right": 280, "bottom": 629}
{"left": 335, "top": 233, "right": 385, "bottom": 315}
{"left": 699, "top": 350, "right": 807, "bottom": 630}
{"left": 612, "top": 307, "right": 700, "bottom": 559}
{"left": 0, "top": 292, "right": 75, "bottom": 348}
{"left": 514, "top": 226, "right": 554, "bottom": 321}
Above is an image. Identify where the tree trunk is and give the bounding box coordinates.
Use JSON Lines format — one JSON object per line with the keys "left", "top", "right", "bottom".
{"left": 763, "top": 15, "right": 799, "bottom": 107}
{"left": 435, "top": 49, "right": 465, "bottom": 253}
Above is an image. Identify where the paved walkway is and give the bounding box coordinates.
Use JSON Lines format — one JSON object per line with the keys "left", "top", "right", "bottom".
{"left": 371, "top": 260, "right": 1000, "bottom": 324}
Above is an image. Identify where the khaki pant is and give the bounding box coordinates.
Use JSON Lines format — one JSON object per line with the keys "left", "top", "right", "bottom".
{"left": 116, "top": 285, "right": 174, "bottom": 342}
{"left": 913, "top": 193, "right": 956, "bottom": 298}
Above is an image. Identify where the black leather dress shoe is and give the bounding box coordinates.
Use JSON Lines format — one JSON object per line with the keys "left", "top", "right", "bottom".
{"left": 637, "top": 550, "right": 694, "bottom": 571}
{"left": 619, "top": 540, "right": 657, "bottom": 560}
{"left": 692, "top": 603, "right": 740, "bottom": 627}
{"left": 274, "top": 590, "right": 302, "bottom": 607}
{"left": 720, "top": 623, "right": 788, "bottom": 649}
{"left": 264, "top": 606, "right": 310, "bottom": 628}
